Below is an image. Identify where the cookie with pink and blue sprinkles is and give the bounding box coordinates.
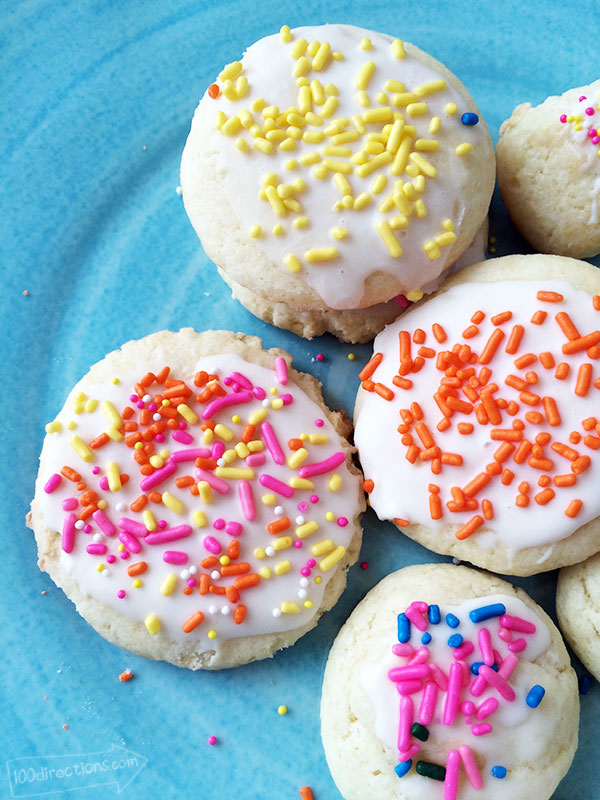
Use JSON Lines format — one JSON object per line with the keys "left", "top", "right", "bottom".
{"left": 29, "top": 329, "right": 365, "bottom": 669}
{"left": 321, "top": 563, "right": 578, "bottom": 800}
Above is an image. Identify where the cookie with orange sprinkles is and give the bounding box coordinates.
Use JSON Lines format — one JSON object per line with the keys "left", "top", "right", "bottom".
{"left": 181, "top": 23, "right": 494, "bottom": 342}
{"left": 354, "top": 254, "right": 600, "bottom": 576}
{"left": 29, "top": 329, "right": 365, "bottom": 668}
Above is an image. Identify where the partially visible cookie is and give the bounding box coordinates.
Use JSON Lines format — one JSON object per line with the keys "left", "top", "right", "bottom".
{"left": 496, "top": 81, "right": 600, "bottom": 258}
{"left": 321, "top": 563, "right": 579, "bottom": 800}
{"left": 557, "top": 551, "right": 600, "bottom": 681}
{"left": 181, "top": 24, "right": 494, "bottom": 340}
{"left": 29, "top": 329, "right": 365, "bottom": 669}
{"left": 354, "top": 254, "right": 600, "bottom": 576}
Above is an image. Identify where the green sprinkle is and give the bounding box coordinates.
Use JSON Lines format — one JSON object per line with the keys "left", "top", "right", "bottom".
{"left": 416, "top": 761, "right": 446, "bottom": 781}
{"left": 410, "top": 722, "right": 429, "bottom": 741}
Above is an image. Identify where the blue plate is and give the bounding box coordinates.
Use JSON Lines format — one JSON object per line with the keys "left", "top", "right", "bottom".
{"left": 2, "top": 2, "right": 599, "bottom": 798}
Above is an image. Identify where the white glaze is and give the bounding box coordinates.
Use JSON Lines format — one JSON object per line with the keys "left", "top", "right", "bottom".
{"left": 355, "top": 279, "right": 600, "bottom": 555}
{"left": 36, "top": 353, "right": 361, "bottom": 650}
{"left": 193, "top": 24, "right": 489, "bottom": 308}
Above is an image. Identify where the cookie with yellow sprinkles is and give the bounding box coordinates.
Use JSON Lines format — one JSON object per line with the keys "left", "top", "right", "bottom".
{"left": 181, "top": 24, "right": 495, "bottom": 343}
{"left": 29, "top": 329, "right": 365, "bottom": 669}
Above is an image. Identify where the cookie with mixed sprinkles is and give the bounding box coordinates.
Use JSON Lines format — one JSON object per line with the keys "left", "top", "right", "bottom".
{"left": 354, "top": 254, "right": 600, "bottom": 575}
{"left": 181, "top": 24, "right": 494, "bottom": 342}
{"left": 321, "top": 563, "right": 578, "bottom": 800}
{"left": 29, "top": 329, "right": 365, "bottom": 669}
{"left": 497, "top": 80, "right": 600, "bottom": 258}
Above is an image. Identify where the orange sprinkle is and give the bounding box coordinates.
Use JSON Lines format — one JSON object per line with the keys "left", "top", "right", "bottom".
{"left": 583, "top": 416, "right": 598, "bottom": 430}
{"left": 519, "top": 391, "right": 540, "bottom": 406}
{"left": 457, "top": 422, "right": 474, "bottom": 434}
{"left": 513, "top": 440, "right": 533, "bottom": 463}
{"left": 480, "top": 390, "right": 501, "bottom": 425}
{"left": 233, "top": 604, "right": 247, "bottom": 624}
{"left": 471, "top": 310, "right": 485, "bottom": 324}
{"left": 474, "top": 404, "right": 488, "bottom": 425}
{"left": 122, "top": 406, "right": 135, "bottom": 420}
{"left": 127, "top": 561, "right": 148, "bottom": 577}
{"left": 514, "top": 353, "right": 537, "bottom": 369}
{"left": 524, "top": 371, "right": 538, "bottom": 385}
{"left": 363, "top": 479, "right": 374, "bottom": 493}
{"left": 505, "top": 325, "right": 524, "bottom": 354}
{"left": 268, "top": 517, "right": 290, "bottom": 535}
{"left": 119, "top": 669, "right": 134, "bottom": 682}
{"left": 525, "top": 411, "right": 544, "bottom": 424}
{"left": 478, "top": 329, "right": 505, "bottom": 365}
{"left": 530, "top": 310, "right": 547, "bottom": 325}
{"left": 228, "top": 540, "right": 240, "bottom": 559}
{"left": 491, "top": 311, "right": 512, "bottom": 325}
{"left": 575, "top": 363, "right": 593, "bottom": 397}
{"left": 534, "top": 488, "right": 555, "bottom": 505}
{"left": 288, "top": 438, "right": 303, "bottom": 451}
{"left": 441, "top": 452, "right": 463, "bottom": 466}
{"left": 149, "top": 491, "right": 162, "bottom": 503}
{"left": 554, "top": 362, "right": 570, "bottom": 380}
{"left": 234, "top": 573, "right": 261, "bottom": 590}
{"left": 394, "top": 518, "right": 410, "bottom": 526}
{"left": 588, "top": 345, "right": 600, "bottom": 358}
{"left": 501, "top": 468, "right": 514, "bottom": 485}
{"left": 565, "top": 499, "right": 583, "bottom": 518}
{"left": 494, "top": 442, "right": 515, "bottom": 462}
{"left": 78, "top": 504, "right": 96, "bottom": 520}
{"left": 594, "top": 378, "right": 600, "bottom": 389}
{"left": 300, "top": 787, "right": 314, "bottom": 800}
{"left": 241, "top": 424, "right": 256, "bottom": 443}
{"left": 182, "top": 611, "right": 205, "bottom": 633}
{"left": 433, "top": 392, "right": 453, "bottom": 417}
{"left": 462, "top": 472, "right": 491, "bottom": 497}
{"left": 130, "top": 494, "right": 148, "bottom": 512}
{"left": 405, "top": 445, "right": 419, "bottom": 463}
{"left": 539, "top": 352, "right": 555, "bottom": 369}
{"left": 538, "top": 475, "right": 551, "bottom": 487}
{"left": 563, "top": 331, "right": 600, "bottom": 354}
{"left": 535, "top": 432, "right": 551, "bottom": 446}
{"left": 455, "top": 515, "right": 484, "bottom": 540}
{"left": 513, "top": 419, "right": 525, "bottom": 430}
{"left": 61, "top": 466, "right": 81, "bottom": 482}
{"left": 374, "top": 383, "right": 394, "bottom": 401}
{"left": 542, "top": 396, "right": 561, "bottom": 426}
{"left": 491, "top": 429, "right": 522, "bottom": 442}
{"left": 359, "top": 352, "right": 383, "bottom": 381}
{"left": 429, "top": 494, "right": 443, "bottom": 520}
{"left": 226, "top": 586, "right": 240, "bottom": 604}
{"left": 415, "top": 422, "right": 435, "bottom": 448}
{"left": 89, "top": 433, "right": 110, "bottom": 449}
{"left": 393, "top": 375, "right": 413, "bottom": 389}
{"left": 555, "top": 312, "right": 580, "bottom": 341}
{"left": 432, "top": 323, "right": 447, "bottom": 343}
{"left": 518, "top": 481, "right": 530, "bottom": 494}
{"left": 410, "top": 402, "right": 424, "bottom": 421}
{"left": 221, "top": 563, "right": 251, "bottom": 577}
{"left": 537, "top": 291, "right": 563, "bottom": 303}
{"left": 400, "top": 409, "right": 414, "bottom": 426}
{"left": 420, "top": 445, "right": 442, "bottom": 461}
{"left": 418, "top": 346, "right": 436, "bottom": 358}
{"left": 437, "top": 417, "right": 451, "bottom": 432}
{"left": 506, "top": 401, "right": 520, "bottom": 416}
{"left": 207, "top": 83, "right": 220, "bottom": 99}
{"left": 431, "top": 458, "right": 442, "bottom": 475}
{"left": 413, "top": 328, "right": 426, "bottom": 344}
{"left": 199, "top": 574, "right": 210, "bottom": 595}
{"left": 485, "top": 461, "right": 502, "bottom": 476}
{"left": 201, "top": 557, "right": 218, "bottom": 569}
{"left": 411, "top": 357, "right": 425, "bottom": 373}
{"left": 528, "top": 457, "right": 554, "bottom": 471}
{"left": 584, "top": 435, "right": 600, "bottom": 450}
{"left": 570, "top": 431, "right": 582, "bottom": 444}
{"left": 463, "top": 325, "right": 479, "bottom": 339}
{"left": 428, "top": 483, "right": 440, "bottom": 494}
{"left": 446, "top": 396, "right": 473, "bottom": 414}
{"left": 208, "top": 585, "right": 226, "bottom": 595}
{"left": 515, "top": 494, "right": 529, "bottom": 507}
{"left": 399, "top": 331, "right": 412, "bottom": 373}
{"left": 361, "top": 380, "right": 375, "bottom": 392}
{"left": 481, "top": 499, "right": 494, "bottom": 520}
{"left": 593, "top": 295, "right": 600, "bottom": 311}
{"left": 572, "top": 455, "right": 592, "bottom": 475}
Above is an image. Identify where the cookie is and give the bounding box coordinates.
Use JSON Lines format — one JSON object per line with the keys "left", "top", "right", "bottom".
{"left": 496, "top": 80, "right": 600, "bottom": 258}
{"left": 321, "top": 563, "right": 579, "bottom": 800}
{"left": 181, "top": 24, "right": 494, "bottom": 341}
{"left": 557, "top": 551, "right": 600, "bottom": 682}
{"left": 29, "top": 329, "right": 365, "bottom": 669}
{"left": 354, "top": 254, "right": 600, "bottom": 575}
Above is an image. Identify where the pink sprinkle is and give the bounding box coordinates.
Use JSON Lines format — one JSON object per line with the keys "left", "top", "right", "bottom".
{"left": 118, "top": 518, "right": 147, "bottom": 537}
{"left": 499, "top": 614, "right": 536, "bottom": 634}
{"left": 310, "top": 495, "right": 319, "bottom": 503}
{"left": 139, "top": 460, "right": 177, "bottom": 491}
{"left": 230, "top": 371, "right": 253, "bottom": 390}
{"left": 118, "top": 530, "right": 141, "bottom": 554}
{"left": 589, "top": 129, "right": 598, "bottom": 137}
{"left": 86, "top": 543, "right": 107, "bottom": 555}
{"left": 408, "top": 646, "right": 430, "bottom": 665}
{"left": 498, "top": 626, "right": 512, "bottom": 642}
{"left": 280, "top": 393, "right": 293, "bottom": 405}
{"left": 444, "top": 750, "right": 460, "bottom": 800}
{"left": 136, "top": 400, "right": 145, "bottom": 409}
{"left": 443, "top": 662, "right": 462, "bottom": 725}
{"left": 246, "top": 453, "right": 265, "bottom": 468}
{"left": 579, "top": 95, "right": 587, "bottom": 101}
{"left": 208, "top": 736, "right": 217, "bottom": 746}
{"left": 99, "top": 476, "right": 109, "bottom": 490}
{"left": 259, "top": 474, "right": 294, "bottom": 498}
{"left": 298, "top": 501, "right": 308, "bottom": 512}
{"left": 397, "top": 695, "right": 414, "bottom": 752}
{"left": 452, "top": 641, "right": 474, "bottom": 660}
{"left": 145, "top": 525, "right": 192, "bottom": 545}
{"left": 187, "top": 578, "right": 196, "bottom": 588}
{"left": 92, "top": 466, "right": 100, "bottom": 474}
{"left": 398, "top": 743, "right": 420, "bottom": 762}
{"left": 164, "top": 550, "right": 189, "bottom": 564}
{"left": 300, "top": 567, "right": 311, "bottom": 577}
{"left": 429, "top": 663, "right": 448, "bottom": 691}
{"left": 337, "top": 517, "right": 348, "bottom": 527}
{"left": 117, "top": 589, "right": 126, "bottom": 599}
{"left": 172, "top": 430, "right": 194, "bottom": 444}
{"left": 315, "top": 418, "right": 324, "bottom": 427}
{"left": 107, "top": 554, "right": 116, "bottom": 564}
{"left": 120, "top": 551, "right": 130, "bottom": 560}
{"left": 316, "top": 353, "right": 324, "bottom": 361}
{"left": 62, "top": 513, "right": 76, "bottom": 554}
{"left": 508, "top": 638, "right": 527, "bottom": 653}
{"left": 83, "top": 524, "right": 92, "bottom": 533}
{"left": 155, "top": 434, "right": 165, "bottom": 443}
{"left": 274, "top": 356, "right": 289, "bottom": 385}
{"left": 405, "top": 604, "right": 428, "bottom": 631}
{"left": 148, "top": 403, "right": 157, "bottom": 412}
{"left": 389, "top": 664, "right": 431, "bottom": 682}
{"left": 225, "top": 521, "right": 243, "bottom": 537}
{"left": 559, "top": 114, "right": 567, "bottom": 123}
{"left": 44, "top": 474, "right": 62, "bottom": 494}
{"left": 293, "top": 540, "right": 302, "bottom": 548}
{"left": 214, "top": 519, "right": 225, "bottom": 530}
{"left": 261, "top": 421, "right": 285, "bottom": 465}
{"left": 203, "top": 537, "right": 222, "bottom": 554}
{"left": 158, "top": 520, "right": 168, "bottom": 529}
{"left": 252, "top": 386, "right": 266, "bottom": 400}
{"left": 471, "top": 723, "right": 492, "bottom": 736}
{"left": 476, "top": 665, "right": 515, "bottom": 701}
{"left": 93, "top": 509, "right": 116, "bottom": 537}
{"left": 585, "top": 107, "right": 595, "bottom": 116}
{"left": 212, "top": 442, "right": 225, "bottom": 459}
{"left": 498, "top": 653, "right": 518, "bottom": 680}
{"left": 196, "top": 469, "right": 231, "bottom": 494}
{"left": 202, "top": 390, "right": 253, "bottom": 420}
{"left": 476, "top": 697, "right": 498, "bottom": 720}
{"left": 392, "top": 643, "right": 413, "bottom": 657}
{"left": 129, "top": 394, "right": 138, "bottom": 402}
{"left": 459, "top": 744, "right": 483, "bottom": 789}
{"left": 396, "top": 679, "right": 423, "bottom": 695}
{"left": 238, "top": 480, "right": 256, "bottom": 521}
{"left": 179, "top": 421, "right": 187, "bottom": 429}
{"left": 461, "top": 701, "right": 475, "bottom": 716}
{"left": 299, "top": 452, "right": 345, "bottom": 479}
{"left": 418, "top": 680, "right": 438, "bottom": 725}
{"left": 171, "top": 448, "right": 210, "bottom": 463}
{"left": 307, "top": 559, "right": 316, "bottom": 568}
{"left": 593, "top": 136, "right": 600, "bottom": 144}
{"left": 478, "top": 627, "right": 494, "bottom": 665}
{"left": 62, "top": 498, "right": 78, "bottom": 511}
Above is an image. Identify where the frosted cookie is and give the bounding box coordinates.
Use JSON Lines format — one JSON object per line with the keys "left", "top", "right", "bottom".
{"left": 557, "top": 551, "right": 600, "bottom": 681}
{"left": 496, "top": 81, "right": 600, "bottom": 258}
{"left": 354, "top": 254, "right": 600, "bottom": 575}
{"left": 321, "top": 563, "right": 579, "bottom": 800}
{"left": 181, "top": 24, "right": 494, "bottom": 341}
{"left": 29, "top": 329, "right": 364, "bottom": 669}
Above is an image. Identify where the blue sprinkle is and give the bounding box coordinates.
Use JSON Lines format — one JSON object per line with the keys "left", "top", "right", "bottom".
{"left": 469, "top": 603, "right": 506, "bottom": 623}
{"left": 428, "top": 604, "right": 441, "bottom": 624}
{"left": 397, "top": 613, "right": 411, "bottom": 643}
{"left": 421, "top": 632, "right": 432, "bottom": 645}
{"left": 491, "top": 765, "right": 507, "bottom": 779}
{"left": 395, "top": 760, "right": 412, "bottom": 778}
{"left": 461, "top": 112, "right": 479, "bottom": 126}
{"left": 579, "top": 674, "right": 592, "bottom": 695}
{"left": 447, "top": 633, "right": 463, "bottom": 648}
{"left": 445, "top": 613, "right": 460, "bottom": 628}
{"left": 526, "top": 684, "right": 545, "bottom": 708}
{"left": 471, "top": 661, "right": 483, "bottom": 675}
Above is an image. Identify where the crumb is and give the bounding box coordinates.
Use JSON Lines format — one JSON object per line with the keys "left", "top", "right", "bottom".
{"left": 23, "top": 290, "right": 29, "bottom": 296}
{"left": 119, "top": 669, "right": 134, "bottom": 682}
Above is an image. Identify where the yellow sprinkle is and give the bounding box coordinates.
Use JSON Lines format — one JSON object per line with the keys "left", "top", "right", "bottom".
{"left": 331, "top": 50, "right": 344, "bottom": 61}
{"left": 356, "top": 151, "right": 393, "bottom": 177}
{"left": 144, "top": 614, "right": 161, "bottom": 636}
{"left": 429, "top": 116, "right": 441, "bottom": 133}
{"left": 356, "top": 90, "right": 370, "bottom": 108}
{"left": 406, "top": 290, "right": 424, "bottom": 302}
{"left": 214, "top": 467, "right": 254, "bottom": 480}
{"left": 208, "top": 630, "right": 217, "bottom": 640}
{"left": 307, "top": 39, "right": 320, "bottom": 57}
{"left": 149, "top": 455, "right": 164, "bottom": 469}
{"left": 103, "top": 461, "right": 120, "bottom": 492}
{"left": 275, "top": 560, "right": 292, "bottom": 576}
{"left": 414, "top": 175, "right": 426, "bottom": 193}
{"left": 325, "top": 511, "right": 335, "bottom": 522}
{"left": 279, "top": 138, "right": 296, "bottom": 151}
{"left": 296, "top": 86, "right": 311, "bottom": 116}
{"left": 198, "top": 481, "right": 213, "bottom": 504}
{"left": 249, "top": 408, "right": 268, "bottom": 425}
{"left": 83, "top": 398, "right": 97, "bottom": 413}
{"left": 175, "top": 404, "right": 197, "bottom": 425}
{"left": 97, "top": 499, "right": 107, "bottom": 510}
{"left": 312, "top": 41, "right": 331, "bottom": 71}
{"left": 414, "top": 139, "right": 439, "bottom": 153}
{"left": 254, "top": 137, "right": 275, "bottom": 154}
{"left": 249, "top": 124, "right": 263, "bottom": 138}
{"left": 435, "top": 231, "right": 457, "bottom": 246}
{"left": 295, "top": 520, "right": 319, "bottom": 539}
{"left": 262, "top": 493, "right": 277, "bottom": 506}
{"left": 284, "top": 254, "right": 301, "bottom": 273}
{"left": 254, "top": 547, "right": 266, "bottom": 560}
{"left": 365, "top": 140, "right": 384, "bottom": 155}
{"left": 69, "top": 435, "right": 94, "bottom": 463}
{"left": 132, "top": 579, "right": 142, "bottom": 589}
{"left": 286, "top": 125, "right": 302, "bottom": 140}
{"left": 281, "top": 601, "right": 301, "bottom": 614}
{"left": 202, "top": 428, "right": 214, "bottom": 445}
{"left": 214, "top": 110, "right": 227, "bottom": 130}
{"left": 210, "top": 424, "right": 232, "bottom": 442}
{"left": 138, "top": 510, "right": 155, "bottom": 533}
{"left": 414, "top": 198, "right": 427, "bottom": 218}
{"left": 271, "top": 397, "right": 284, "bottom": 408}
{"left": 266, "top": 129, "right": 286, "bottom": 142}
{"left": 392, "top": 38, "right": 405, "bottom": 58}
{"left": 285, "top": 158, "right": 298, "bottom": 170}
{"left": 330, "top": 226, "right": 348, "bottom": 240}
{"left": 363, "top": 107, "right": 392, "bottom": 123}
{"left": 328, "top": 473, "right": 342, "bottom": 493}
{"left": 413, "top": 79, "right": 447, "bottom": 97}
{"left": 288, "top": 447, "right": 309, "bottom": 469}
{"left": 304, "top": 600, "right": 314, "bottom": 609}
{"left": 305, "top": 112, "right": 323, "bottom": 127}
{"left": 359, "top": 36, "right": 372, "bottom": 50}
{"left": 323, "top": 82, "right": 338, "bottom": 96}
{"left": 262, "top": 172, "right": 278, "bottom": 187}
{"left": 222, "top": 448, "right": 236, "bottom": 464}
{"left": 348, "top": 353, "right": 355, "bottom": 361}
{"left": 259, "top": 566, "right": 272, "bottom": 579}
{"left": 392, "top": 92, "right": 416, "bottom": 107}
{"left": 390, "top": 215, "right": 409, "bottom": 230}
{"left": 385, "top": 119, "right": 404, "bottom": 154}
{"left": 304, "top": 247, "right": 338, "bottom": 262}
{"left": 311, "top": 539, "right": 335, "bottom": 556}
{"left": 376, "top": 220, "right": 402, "bottom": 257}
{"left": 424, "top": 240, "right": 442, "bottom": 260}
{"left": 289, "top": 477, "right": 314, "bottom": 490}
{"left": 402, "top": 183, "right": 418, "bottom": 201}
{"left": 353, "top": 192, "right": 371, "bottom": 210}
{"left": 293, "top": 217, "right": 309, "bottom": 230}
{"left": 272, "top": 223, "right": 284, "bottom": 236}
{"left": 249, "top": 224, "right": 262, "bottom": 238}
{"left": 300, "top": 151, "right": 321, "bottom": 166}
{"left": 385, "top": 79, "right": 405, "bottom": 92}
{"left": 219, "top": 60, "right": 242, "bottom": 82}
{"left": 236, "top": 138, "right": 250, "bottom": 153}
{"left": 321, "top": 96, "right": 339, "bottom": 118}
{"left": 105, "top": 426, "right": 123, "bottom": 442}
{"left": 290, "top": 36, "right": 307, "bottom": 56}
{"left": 294, "top": 55, "right": 309, "bottom": 76}
{"left": 160, "top": 574, "right": 177, "bottom": 597}
{"left": 262, "top": 105, "right": 280, "bottom": 119}
{"left": 319, "top": 545, "right": 346, "bottom": 572}
{"left": 96, "top": 563, "right": 105, "bottom": 572}
{"left": 405, "top": 163, "right": 419, "bottom": 178}
{"left": 322, "top": 145, "right": 351, "bottom": 158}
{"left": 368, "top": 174, "right": 387, "bottom": 195}
{"left": 273, "top": 537, "right": 293, "bottom": 551}
{"left": 223, "top": 115, "right": 244, "bottom": 136}
{"left": 355, "top": 60, "right": 376, "bottom": 90}
{"left": 219, "top": 555, "right": 230, "bottom": 567}
{"left": 280, "top": 24, "right": 292, "bottom": 42}
{"left": 234, "top": 442, "right": 250, "bottom": 459}
{"left": 309, "top": 80, "right": 325, "bottom": 107}
{"left": 320, "top": 159, "right": 351, "bottom": 175}
{"left": 409, "top": 151, "right": 437, "bottom": 177}
{"left": 341, "top": 195, "right": 354, "bottom": 209}
{"left": 161, "top": 491, "right": 183, "bottom": 514}
{"left": 302, "top": 130, "right": 324, "bottom": 146}
{"left": 283, "top": 197, "right": 302, "bottom": 212}
{"left": 45, "top": 421, "right": 62, "bottom": 434}
{"left": 455, "top": 142, "right": 474, "bottom": 156}
{"left": 406, "top": 102, "right": 428, "bottom": 117}
{"left": 324, "top": 118, "right": 349, "bottom": 135}
{"left": 329, "top": 131, "right": 357, "bottom": 147}
{"left": 379, "top": 195, "right": 395, "bottom": 213}
{"left": 445, "top": 102, "right": 458, "bottom": 115}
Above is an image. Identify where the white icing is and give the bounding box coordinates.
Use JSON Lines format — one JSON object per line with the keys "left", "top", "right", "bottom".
{"left": 193, "top": 24, "right": 489, "bottom": 308}
{"left": 360, "top": 594, "right": 552, "bottom": 799}
{"left": 355, "top": 279, "right": 600, "bottom": 554}
{"left": 36, "top": 353, "right": 361, "bottom": 650}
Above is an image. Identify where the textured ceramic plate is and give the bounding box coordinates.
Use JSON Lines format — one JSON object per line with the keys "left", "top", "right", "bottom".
{"left": 2, "top": 1, "right": 599, "bottom": 798}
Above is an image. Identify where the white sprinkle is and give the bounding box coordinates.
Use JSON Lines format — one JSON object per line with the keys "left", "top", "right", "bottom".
{"left": 208, "top": 605, "right": 217, "bottom": 615}
{"left": 265, "top": 546, "right": 275, "bottom": 557}
{"left": 221, "top": 606, "right": 230, "bottom": 616}
{"left": 295, "top": 515, "right": 305, "bottom": 525}
{"left": 299, "top": 577, "right": 309, "bottom": 587}
{"left": 74, "top": 520, "right": 84, "bottom": 530}
{"left": 272, "top": 608, "right": 282, "bottom": 618}
{"left": 298, "top": 589, "right": 308, "bottom": 599}
{"left": 92, "top": 533, "right": 102, "bottom": 543}
{"left": 180, "top": 569, "right": 190, "bottom": 580}
{"left": 274, "top": 506, "right": 284, "bottom": 516}
{"left": 153, "top": 413, "right": 161, "bottom": 421}
{"left": 102, "top": 569, "right": 110, "bottom": 577}
{"left": 142, "top": 394, "right": 151, "bottom": 403}
{"left": 262, "top": 398, "right": 271, "bottom": 407}
{"left": 189, "top": 565, "right": 197, "bottom": 575}
{"left": 217, "top": 458, "right": 226, "bottom": 467}
{"left": 211, "top": 570, "right": 221, "bottom": 581}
